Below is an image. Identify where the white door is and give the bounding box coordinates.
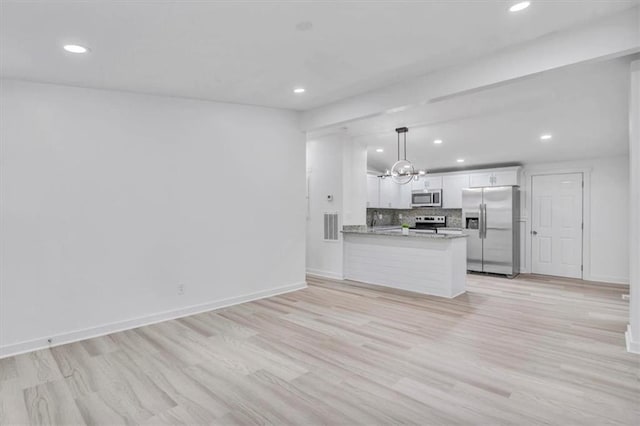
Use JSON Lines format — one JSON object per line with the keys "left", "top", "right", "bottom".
{"left": 531, "top": 173, "right": 583, "bottom": 278}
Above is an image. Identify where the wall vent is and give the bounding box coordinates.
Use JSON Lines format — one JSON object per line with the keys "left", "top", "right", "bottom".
{"left": 323, "top": 212, "right": 339, "bottom": 241}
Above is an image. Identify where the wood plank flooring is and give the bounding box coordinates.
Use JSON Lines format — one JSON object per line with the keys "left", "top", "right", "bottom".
{"left": 1, "top": 274, "right": 638, "bottom": 425}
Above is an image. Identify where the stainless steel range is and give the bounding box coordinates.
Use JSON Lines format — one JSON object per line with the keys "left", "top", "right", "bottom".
{"left": 411, "top": 215, "right": 446, "bottom": 234}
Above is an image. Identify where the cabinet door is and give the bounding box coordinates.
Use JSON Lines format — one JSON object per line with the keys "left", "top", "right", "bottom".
{"left": 411, "top": 177, "right": 426, "bottom": 192}
{"left": 397, "top": 183, "right": 412, "bottom": 209}
{"left": 379, "top": 178, "right": 399, "bottom": 209}
{"left": 424, "top": 176, "right": 443, "bottom": 189}
{"left": 469, "top": 172, "right": 493, "bottom": 187}
{"left": 442, "top": 174, "right": 470, "bottom": 209}
{"left": 492, "top": 170, "right": 519, "bottom": 186}
{"left": 366, "top": 175, "right": 380, "bottom": 208}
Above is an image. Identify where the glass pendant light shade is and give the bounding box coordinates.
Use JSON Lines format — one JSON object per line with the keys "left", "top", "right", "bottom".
{"left": 378, "top": 127, "right": 427, "bottom": 183}
{"left": 391, "top": 159, "right": 414, "bottom": 185}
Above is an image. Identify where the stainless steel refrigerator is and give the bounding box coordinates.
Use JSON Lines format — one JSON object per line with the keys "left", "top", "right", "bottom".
{"left": 462, "top": 186, "right": 520, "bottom": 277}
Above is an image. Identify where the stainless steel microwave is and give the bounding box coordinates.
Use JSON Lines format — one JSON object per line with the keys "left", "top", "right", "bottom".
{"left": 411, "top": 189, "right": 442, "bottom": 208}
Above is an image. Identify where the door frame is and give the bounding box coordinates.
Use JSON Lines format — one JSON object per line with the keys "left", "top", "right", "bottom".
{"left": 522, "top": 167, "right": 591, "bottom": 280}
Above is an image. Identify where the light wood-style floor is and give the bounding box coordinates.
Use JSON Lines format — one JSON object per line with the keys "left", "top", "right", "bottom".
{"left": 1, "top": 274, "right": 638, "bottom": 425}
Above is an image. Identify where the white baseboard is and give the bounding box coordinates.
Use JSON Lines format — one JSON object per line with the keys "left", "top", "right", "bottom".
{"left": 626, "top": 325, "right": 640, "bottom": 354}
{"left": 449, "top": 290, "right": 467, "bottom": 299}
{"left": 0, "top": 281, "right": 307, "bottom": 359}
{"left": 306, "top": 268, "right": 344, "bottom": 281}
{"left": 588, "top": 274, "right": 629, "bottom": 285}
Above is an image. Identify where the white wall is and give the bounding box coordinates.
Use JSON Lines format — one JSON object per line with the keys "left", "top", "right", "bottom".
{"left": 0, "top": 80, "right": 306, "bottom": 357}
{"left": 306, "top": 134, "right": 345, "bottom": 279}
{"left": 305, "top": 133, "right": 367, "bottom": 279}
{"left": 628, "top": 60, "right": 640, "bottom": 353}
{"left": 521, "top": 156, "right": 630, "bottom": 284}
{"left": 342, "top": 140, "right": 367, "bottom": 226}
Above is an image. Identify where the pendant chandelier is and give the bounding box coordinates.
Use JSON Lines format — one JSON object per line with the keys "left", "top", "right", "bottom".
{"left": 381, "top": 127, "right": 426, "bottom": 184}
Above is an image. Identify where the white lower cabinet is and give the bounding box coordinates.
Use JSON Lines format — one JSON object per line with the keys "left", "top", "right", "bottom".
{"left": 442, "top": 174, "right": 470, "bottom": 209}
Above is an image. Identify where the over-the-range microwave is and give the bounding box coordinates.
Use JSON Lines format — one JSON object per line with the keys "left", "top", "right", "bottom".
{"left": 411, "top": 189, "right": 442, "bottom": 208}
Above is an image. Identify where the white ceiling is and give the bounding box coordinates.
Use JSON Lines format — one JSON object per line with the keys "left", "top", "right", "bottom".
{"left": 337, "top": 56, "right": 633, "bottom": 172}
{"left": 1, "top": 0, "right": 637, "bottom": 110}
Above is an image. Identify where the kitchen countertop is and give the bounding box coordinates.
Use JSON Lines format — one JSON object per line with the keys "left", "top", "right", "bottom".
{"left": 342, "top": 227, "right": 467, "bottom": 239}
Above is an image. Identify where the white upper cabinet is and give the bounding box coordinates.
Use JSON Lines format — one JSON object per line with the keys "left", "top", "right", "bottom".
{"left": 398, "top": 183, "right": 412, "bottom": 209}
{"left": 366, "top": 175, "right": 380, "bottom": 208}
{"left": 410, "top": 177, "right": 425, "bottom": 191}
{"left": 410, "top": 175, "right": 442, "bottom": 191}
{"left": 379, "top": 178, "right": 400, "bottom": 209}
{"left": 492, "top": 169, "right": 520, "bottom": 186}
{"left": 469, "top": 172, "right": 493, "bottom": 188}
{"left": 424, "top": 176, "right": 443, "bottom": 190}
{"left": 469, "top": 167, "right": 520, "bottom": 187}
{"left": 442, "top": 174, "right": 470, "bottom": 209}
{"left": 365, "top": 167, "right": 519, "bottom": 210}
{"left": 368, "top": 175, "right": 413, "bottom": 209}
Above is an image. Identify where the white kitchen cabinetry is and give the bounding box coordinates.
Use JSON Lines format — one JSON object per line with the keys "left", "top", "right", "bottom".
{"left": 366, "top": 167, "right": 520, "bottom": 210}
{"left": 491, "top": 170, "right": 519, "bottom": 186}
{"left": 442, "top": 174, "right": 470, "bottom": 209}
{"left": 410, "top": 175, "right": 442, "bottom": 191}
{"left": 469, "top": 172, "right": 493, "bottom": 188}
{"left": 398, "top": 183, "right": 412, "bottom": 209}
{"left": 366, "top": 175, "right": 380, "bottom": 208}
{"left": 379, "top": 178, "right": 401, "bottom": 209}
{"left": 411, "top": 178, "right": 425, "bottom": 191}
{"left": 424, "top": 176, "right": 443, "bottom": 190}
{"left": 369, "top": 176, "right": 412, "bottom": 209}
{"left": 469, "top": 168, "right": 520, "bottom": 187}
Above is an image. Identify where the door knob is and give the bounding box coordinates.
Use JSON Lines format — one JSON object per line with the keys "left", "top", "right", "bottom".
{"left": 531, "top": 230, "right": 538, "bottom": 235}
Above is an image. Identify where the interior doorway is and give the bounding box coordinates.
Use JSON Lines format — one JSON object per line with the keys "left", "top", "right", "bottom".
{"left": 531, "top": 173, "right": 584, "bottom": 279}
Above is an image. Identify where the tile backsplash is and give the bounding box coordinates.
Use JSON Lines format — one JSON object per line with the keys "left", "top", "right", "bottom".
{"left": 366, "top": 208, "right": 463, "bottom": 228}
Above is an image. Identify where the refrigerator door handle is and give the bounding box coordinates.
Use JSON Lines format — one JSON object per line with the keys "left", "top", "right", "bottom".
{"left": 482, "top": 203, "right": 487, "bottom": 239}
{"left": 479, "top": 203, "right": 484, "bottom": 239}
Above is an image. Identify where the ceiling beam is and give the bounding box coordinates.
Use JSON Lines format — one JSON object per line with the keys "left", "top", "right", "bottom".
{"left": 300, "top": 7, "right": 640, "bottom": 132}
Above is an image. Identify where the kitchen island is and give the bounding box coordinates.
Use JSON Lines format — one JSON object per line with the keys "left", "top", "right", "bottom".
{"left": 342, "top": 227, "right": 467, "bottom": 298}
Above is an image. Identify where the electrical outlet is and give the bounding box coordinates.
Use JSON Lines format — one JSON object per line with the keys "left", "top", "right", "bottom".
{"left": 378, "top": 214, "right": 382, "bottom": 220}
{"left": 398, "top": 213, "right": 403, "bottom": 219}
{"left": 622, "top": 294, "right": 630, "bottom": 301}
{"left": 178, "top": 284, "right": 185, "bottom": 295}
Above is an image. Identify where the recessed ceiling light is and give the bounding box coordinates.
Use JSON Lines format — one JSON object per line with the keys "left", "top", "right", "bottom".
{"left": 296, "top": 21, "right": 313, "bottom": 31}
{"left": 293, "top": 87, "right": 305, "bottom": 94}
{"left": 376, "top": 148, "right": 384, "bottom": 153}
{"left": 433, "top": 139, "right": 443, "bottom": 144}
{"left": 63, "top": 44, "right": 89, "bottom": 54}
{"left": 456, "top": 159, "right": 465, "bottom": 163}
{"left": 540, "top": 134, "right": 552, "bottom": 140}
{"left": 509, "top": 1, "right": 530, "bottom": 12}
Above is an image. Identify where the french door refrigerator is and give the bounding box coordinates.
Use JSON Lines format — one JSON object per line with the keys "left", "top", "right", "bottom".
{"left": 462, "top": 186, "right": 520, "bottom": 277}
